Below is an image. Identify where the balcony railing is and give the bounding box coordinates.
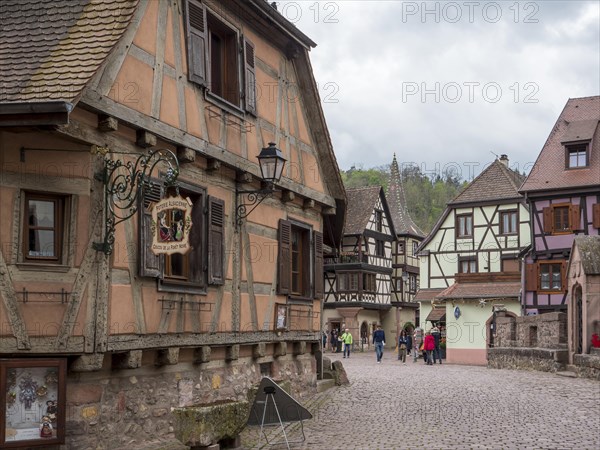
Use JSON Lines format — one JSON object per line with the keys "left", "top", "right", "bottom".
{"left": 324, "top": 253, "right": 368, "bottom": 265}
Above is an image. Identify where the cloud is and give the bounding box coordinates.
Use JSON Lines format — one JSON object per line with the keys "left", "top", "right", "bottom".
{"left": 277, "top": 0, "right": 600, "bottom": 178}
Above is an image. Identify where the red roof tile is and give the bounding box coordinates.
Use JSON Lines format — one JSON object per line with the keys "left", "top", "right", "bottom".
{"left": 0, "top": 0, "right": 139, "bottom": 103}
{"left": 521, "top": 96, "right": 600, "bottom": 193}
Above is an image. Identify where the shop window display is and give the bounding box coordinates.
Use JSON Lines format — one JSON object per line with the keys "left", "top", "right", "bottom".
{"left": 1, "top": 359, "right": 66, "bottom": 447}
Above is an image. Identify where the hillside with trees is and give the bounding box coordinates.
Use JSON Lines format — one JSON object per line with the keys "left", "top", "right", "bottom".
{"left": 341, "top": 164, "right": 467, "bottom": 234}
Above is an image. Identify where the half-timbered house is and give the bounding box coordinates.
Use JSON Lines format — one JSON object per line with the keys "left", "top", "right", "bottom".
{"left": 388, "top": 154, "right": 424, "bottom": 333}
{"left": 0, "top": 1, "right": 345, "bottom": 447}
{"left": 323, "top": 186, "right": 395, "bottom": 350}
{"left": 416, "top": 156, "right": 530, "bottom": 365}
{"left": 520, "top": 96, "right": 600, "bottom": 315}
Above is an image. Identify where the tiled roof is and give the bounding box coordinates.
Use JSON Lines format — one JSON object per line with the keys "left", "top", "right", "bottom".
{"left": 436, "top": 281, "right": 521, "bottom": 300}
{"left": 414, "top": 288, "right": 445, "bottom": 302}
{"left": 520, "top": 96, "right": 600, "bottom": 193}
{"left": 344, "top": 186, "right": 382, "bottom": 235}
{"left": 573, "top": 236, "right": 600, "bottom": 275}
{"left": 449, "top": 159, "right": 525, "bottom": 205}
{"left": 0, "top": 0, "right": 139, "bottom": 103}
{"left": 388, "top": 154, "right": 425, "bottom": 237}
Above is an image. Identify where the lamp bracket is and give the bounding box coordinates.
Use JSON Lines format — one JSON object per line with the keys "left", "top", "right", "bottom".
{"left": 93, "top": 148, "right": 180, "bottom": 255}
{"left": 235, "top": 183, "right": 276, "bottom": 229}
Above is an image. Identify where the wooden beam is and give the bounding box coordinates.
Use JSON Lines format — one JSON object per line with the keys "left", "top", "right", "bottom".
{"left": 207, "top": 158, "right": 221, "bottom": 172}
{"left": 293, "top": 341, "right": 306, "bottom": 355}
{"left": 136, "top": 129, "right": 157, "bottom": 148}
{"left": 322, "top": 207, "right": 336, "bottom": 215}
{"left": 177, "top": 146, "right": 196, "bottom": 163}
{"left": 78, "top": 90, "right": 337, "bottom": 207}
{"left": 281, "top": 190, "right": 295, "bottom": 203}
{"left": 156, "top": 348, "right": 180, "bottom": 366}
{"left": 71, "top": 353, "right": 105, "bottom": 372}
{"left": 112, "top": 350, "right": 143, "bottom": 369}
{"left": 98, "top": 115, "right": 118, "bottom": 132}
{"left": 274, "top": 341, "right": 287, "bottom": 357}
{"left": 193, "top": 346, "right": 211, "bottom": 363}
{"left": 253, "top": 342, "right": 267, "bottom": 358}
{"left": 303, "top": 198, "right": 315, "bottom": 210}
{"left": 226, "top": 345, "right": 240, "bottom": 361}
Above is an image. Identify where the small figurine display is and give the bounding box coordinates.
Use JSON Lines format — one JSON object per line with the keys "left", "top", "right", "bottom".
{"left": 39, "top": 416, "right": 53, "bottom": 438}
{"left": 18, "top": 374, "right": 38, "bottom": 410}
{"left": 45, "top": 400, "right": 58, "bottom": 423}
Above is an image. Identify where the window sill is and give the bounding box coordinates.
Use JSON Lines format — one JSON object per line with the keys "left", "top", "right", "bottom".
{"left": 16, "top": 262, "right": 70, "bottom": 272}
{"left": 538, "top": 290, "right": 565, "bottom": 294}
{"left": 158, "top": 280, "right": 207, "bottom": 295}
{"left": 205, "top": 91, "right": 245, "bottom": 117}
{"left": 456, "top": 235, "right": 473, "bottom": 239}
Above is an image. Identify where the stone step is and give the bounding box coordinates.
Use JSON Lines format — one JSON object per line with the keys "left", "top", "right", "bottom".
{"left": 555, "top": 371, "right": 577, "bottom": 378}
{"left": 317, "top": 378, "right": 336, "bottom": 393}
{"left": 566, "top": 364, "right": 578, "bottom": 373}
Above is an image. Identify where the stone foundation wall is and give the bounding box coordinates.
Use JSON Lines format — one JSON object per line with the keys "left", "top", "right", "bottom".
{"left": 64, "top": 350, "right": 317, "bottom": 449}
{"left": 572, "top": 352, "right": 600, "bottom": 381}
{"left": 495, "top": 312, "right": 567, "bottom": 349}
{"left": 488, "top": 347, "right": 568, "bottom": 373}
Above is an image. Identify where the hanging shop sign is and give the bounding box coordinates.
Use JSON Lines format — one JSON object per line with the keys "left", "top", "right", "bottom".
{"left": 151, "top": 195, "right": 193, "bottom": 255}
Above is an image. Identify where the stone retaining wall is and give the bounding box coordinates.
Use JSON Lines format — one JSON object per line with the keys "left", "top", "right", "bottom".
{"left": 488, "top": 347, "right": 568, "bottom": 373}
{"left": 64, "top": 349, "right": 317, "bottom": 449}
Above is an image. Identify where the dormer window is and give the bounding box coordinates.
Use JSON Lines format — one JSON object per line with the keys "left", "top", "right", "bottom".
{"left": 566, "top": 143, "right": 589, "bottom": 169}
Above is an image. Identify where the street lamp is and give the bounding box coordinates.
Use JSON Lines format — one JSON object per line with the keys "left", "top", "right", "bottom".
{"left": 235, "top": 143, "right": 286, "bottom": 229}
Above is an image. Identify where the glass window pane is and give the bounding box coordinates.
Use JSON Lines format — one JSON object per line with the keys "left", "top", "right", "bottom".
{"left": 28, "top": 230, "right": 55, "bottom": 257}
{"left": 29, "top": 200, "right": 55, "bottom": 227}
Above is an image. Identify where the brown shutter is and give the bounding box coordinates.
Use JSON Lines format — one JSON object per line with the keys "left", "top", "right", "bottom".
{"left": 185, "top": 0, "right": 208, "bottom": 86}
{"left": 313, "top": 231, "right": 324, "bottom": 299}
{"left": 277, "top": 219, "right": 291, "bottom": 295}
{"left": 208, "top": 196, "right": 224, "bottom": 285}
{"left": 188, "top": 194, "right": 205, "bottom": 286}
{"left": 593, "top": 203, "right": 600, "bottom": 228}
{"left": 139, "top": 182, "right": 163, "bottom": 278}
{"left": 243, "top": 37, "right": 257, "bottom": 115}
{"left": 570, "top": 204, "right": 582, "bottom": 231}
{"left": 542, "top": 207, "right": 553, "bottom": 234}
{"left": 525, "top": 263, "right": 538, "bottom": 292}
{"left": 561, "top": 260, "right": 567, "bottom": 292}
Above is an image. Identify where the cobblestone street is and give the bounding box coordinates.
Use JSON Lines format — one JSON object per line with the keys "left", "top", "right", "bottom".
{"left": 242, "top": 350, "right": 600, "bottom": 449}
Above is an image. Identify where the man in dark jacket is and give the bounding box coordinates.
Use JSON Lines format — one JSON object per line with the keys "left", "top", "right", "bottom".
{"left": 431, "top": 324, "right": 442, "bottom": 364}
{"left": 373, "top": 325, "right": 386, "bottom": 363}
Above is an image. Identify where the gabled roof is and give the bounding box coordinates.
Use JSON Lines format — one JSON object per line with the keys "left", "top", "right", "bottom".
{"left": 569, "top": 236, "right": 600, "bottom": 275}
{"left": 449, "top": 159, "right": 525, "bottom": 205}
{"left": 344, "top": 186, "right": 395, "bottom": 236}
{"left": 418, "top": 158, "right": 525, "bottom": 251}
{"left": 436, "top": 281, "right": 521, "bottom": 300}
{"left": 520, "top": 96, "right": 600, "bottom": 193}
{"left": 0, "top": 0, "right": 139, "bottom": 104}
{"left": 388, "top": 154, "right": 425, "bottom": 238}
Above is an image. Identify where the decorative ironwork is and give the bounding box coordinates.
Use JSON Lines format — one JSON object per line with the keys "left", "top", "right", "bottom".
{"left": 93, "top": 149, "right": 180, "bottom": 254}
{"left": 16, "top": 288, "right": 69, "bottom": 303}
{"left": 235, "top": 183, "right": 276, "bottom": 229}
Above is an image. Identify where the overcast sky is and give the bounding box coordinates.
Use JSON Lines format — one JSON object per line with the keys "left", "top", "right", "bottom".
{"left": 276, "top": 0, "right": 600, "bottom": 180}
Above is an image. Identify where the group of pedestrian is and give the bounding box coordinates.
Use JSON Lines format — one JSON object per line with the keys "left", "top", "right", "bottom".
{"left": 422, "top": 324, "right": 443, "bottom": 365}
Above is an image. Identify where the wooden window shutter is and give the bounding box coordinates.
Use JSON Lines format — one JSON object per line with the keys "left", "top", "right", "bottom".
{"left": 208, "top": 196, "right": 225, "bottom": 285}
{"left": 542, "top": 207, "right": 553, "bottom": 234}
{"left": 593, "top": 203, "right": 600, "bottom": 228}
{"left": 185, "top": 0, "right": 208, "bottom": 86}
{"left": 139, "top": 183, "right": 163, "bottom": 278}
{"left": 570, "top": 204, "right": 582, "bottom": 231}
{"left": 524, "top": 263, "right": 538, "bottom": 292}
{"left": 561, "top": 260, "right": 567, "bottom": 292}
{"left": 313, "top": 231, "right": 324, "bottom": 299}
{"left": 243, "top": 37, "right": 257, "bottom": 115}
{"left": 188, "top": 195, "right": 205, "bottom": 286}
{"left": 277, "top": 219, "right": 291, "bottom": 295}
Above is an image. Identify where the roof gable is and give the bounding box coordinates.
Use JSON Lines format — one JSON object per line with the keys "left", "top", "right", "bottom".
{"left": 344, "top": 186, "right": 395, "bottom": 236}
{"left": 449, "top": 159, "right": 525, "bottom": 205}
{"left": 0, "top": 0, "right": 139, "bottom": 104}
{"left": 570, "top": 236, "right": 600, "bottom": 275}
{"left": 521, "top": 96, "right": 600, "bottom": 193}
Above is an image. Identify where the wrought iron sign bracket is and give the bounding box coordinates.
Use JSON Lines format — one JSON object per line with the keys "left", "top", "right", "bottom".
{"left": 235, "top": 182, "right": 276, "bottom": 230}
{"left": 92, "top": 148, "right": 180, "bottom": 255}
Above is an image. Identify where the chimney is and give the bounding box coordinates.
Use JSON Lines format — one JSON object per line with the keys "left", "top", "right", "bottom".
{"left": 499, "top": 154, "right": 509, "bottom": 167}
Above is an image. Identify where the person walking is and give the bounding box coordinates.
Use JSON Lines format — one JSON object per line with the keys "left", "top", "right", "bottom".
{"left": 397, "top": 330, "right": 408, "bottom": 364}
{"left": 373, "top": 325, "right": 386, "bottom": 363}
{"left": 413, "top": 327, "right": 423, "bottom": 363}
{"left": 330, "top": 329, "right": 338, "bottom": 352}
{"left": 431, "top": 323, "right": 442, "bottom": 364}
{"left": 405, "top": 330, "right": 413, "bottom": 357}
{"left": 424, "top": 331, "right": 435, "bottom": 365}
{"left": 340, "top": 328, "right": 353, "bottom": 358}
{"left": 322, "top": 330, "right": 327, "bottom": 350}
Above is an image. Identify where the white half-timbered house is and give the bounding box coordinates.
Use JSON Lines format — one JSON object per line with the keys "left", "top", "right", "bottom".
{"left": 416, "top": 156, "right": 530, "bottom": 365}
{"left": 323, "top": 186, "right": 396, "bottom": 349}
